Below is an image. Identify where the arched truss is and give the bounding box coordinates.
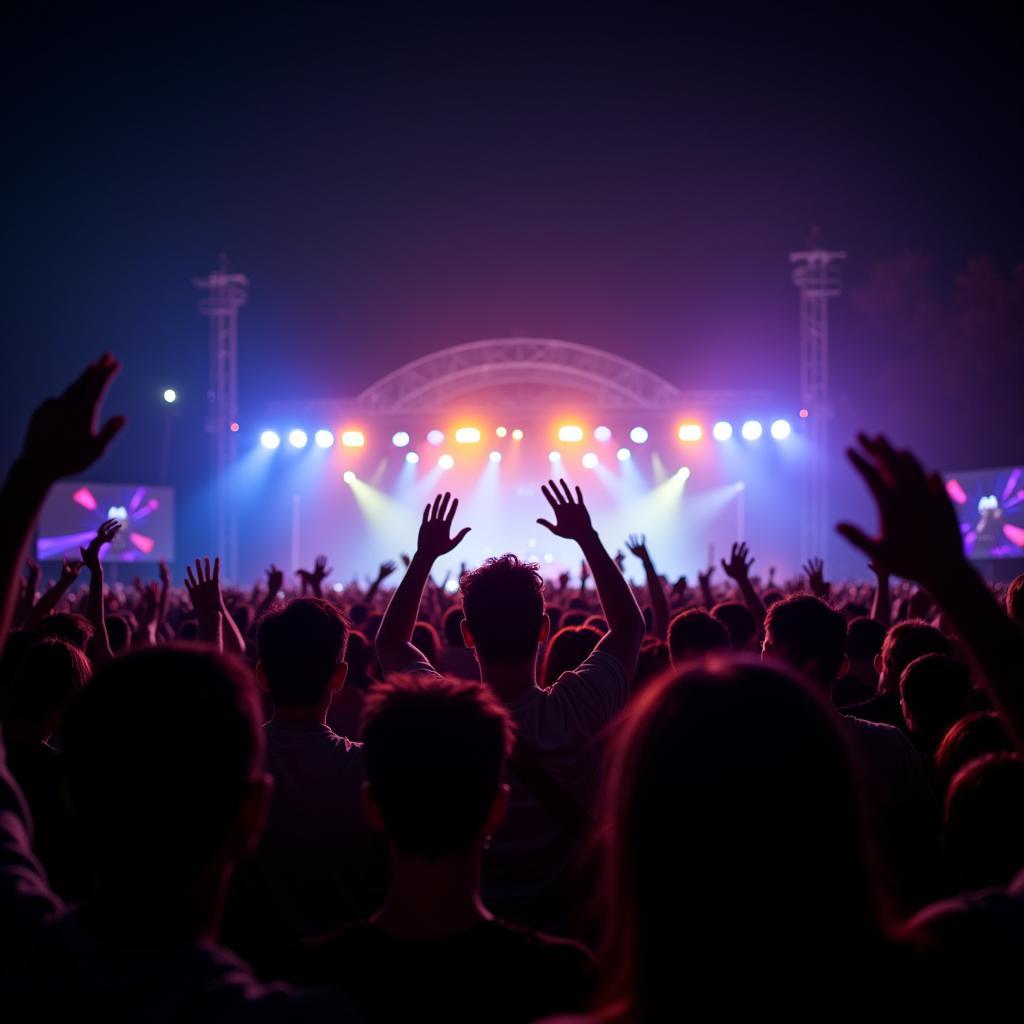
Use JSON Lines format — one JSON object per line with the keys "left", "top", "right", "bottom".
{"left": 354, "top": 338, "right": 684, "bottom": 413}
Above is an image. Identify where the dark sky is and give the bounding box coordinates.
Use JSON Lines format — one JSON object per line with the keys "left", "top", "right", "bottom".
{"left": 3, "top": 4, "right": 1021, "bottom": 487}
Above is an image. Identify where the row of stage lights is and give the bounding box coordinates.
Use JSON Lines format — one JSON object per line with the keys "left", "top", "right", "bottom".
{"left": 258, "top": 418, "right": 795, "bottom": 452}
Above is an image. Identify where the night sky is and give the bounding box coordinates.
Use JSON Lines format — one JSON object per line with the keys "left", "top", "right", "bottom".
{"left": 4, "top": 5, "right": 1022, "bottom": 566}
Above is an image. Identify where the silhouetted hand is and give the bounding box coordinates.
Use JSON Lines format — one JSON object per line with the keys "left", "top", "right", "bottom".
{"left": 80, "top": 518, "right": 122, "bottom": 570}
{"left": 802, "top": 557, "right": 829, "bottom": 599}
{"left": 59, "top": 557, "right": 83, "bottom": 586}
{"left": 558, "top": 571, "right": 571, "bottom": 591}
{"left": 186, "top": 557, "right": 222, "bottom": 618}
{"left": 626, "top": 534, "right": 651, "bottom": 563}
{"left": 20, "top": 354, "right": 126, "bottom": 481}
{"left": 697, "top": 565, "right": 715, "bottom": 588}
{"left": 837, "top": 433, "right": 964, "bottom": 591}
{"left": 266, "top": 563, "right": 284, "bottom": 596}
{"left": 400, "top": 553, "right": 411, "bottom": 567}
{"left": 417, "top": 492, "right": 471, "bottom": 561}
{"left": 297, "top": 555, "right": 332, "bottom": 594}
{"left": 868, "top": 560, "right": 888, "bottom": 580}
{"left": 614, "top": 551, "right": 626, "bottom": 571}
{"left": 537, "top": 479, "right": 595, "bottom": 543}
{"left": 721, "top": 542, "right": 754, "bottom": 582}
{"left": 580, "top": 561, "right": 591, "bottom": 586}
{"left": 159, "top": 559, "right": 171, "bottom": 586}
{"left": 377, "top": 560, "right": 397, "bottom": 582}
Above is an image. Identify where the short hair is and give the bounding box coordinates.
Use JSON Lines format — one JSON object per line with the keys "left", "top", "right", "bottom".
{"left": 2, "top": 637, "right": 91, "bottom": 724}
{"left": 442, "top": 606, "right": 466, "bottom": 648}
{"left": 541, "top": 625, "right": 601, "bottom": 687}
{"left": 846, "top": 617, "right": 886, "bottom": 661}
{"left": 36, "top": 613, "right": 94, "bottom": 652}
{"left": 899, "top": 654, "right": 971, "bottom": 738}
{"left": 412, "top": 620, "right": 441, "bottom": 666}
{"left": 880, "top": 620, "right": 953, "bottom": 682}
{"left": 360, "top": 674, "right": 514, "bottom": 858}
{"left": 764, "top": 595, "right": 846, "bottom": 686}
{"left": 105, "top": 614, "right": 132, "bottom": 654}
{"left": 62, "top": 645, "right": 263, "bottom": 884}
{"left": 257, "top": 598, "right": 349, "bottom": 707}
{"left": 668, "top": 610, "right": 730, "bottom": 665}
{"left": 1007, "top": 573, "right": 1024, "bottom": 627}
{"left": 349, "top": 603, "right": 369, "bottom": 626}
{"left": 934, "top": 712, "right": 1014, "bottom": 794}
{"left": 944, "top": 753, "right": 1024, "bottom": 891}
{"left": 460, "top": 555, "right": 545, "bottom": 665}
{"left": 712, "top": 602, "right": 757, "bottom": 651}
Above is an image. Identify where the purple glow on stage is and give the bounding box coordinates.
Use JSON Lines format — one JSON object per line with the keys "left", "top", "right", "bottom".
{"left": 946, "top": 479, "right": 968, "bottom": 505}
{"left": 1004, "top": 524, "right": 1024, "bottom": 550}
{"left": 73, "top": 487, "right": 97, "bottom": 511}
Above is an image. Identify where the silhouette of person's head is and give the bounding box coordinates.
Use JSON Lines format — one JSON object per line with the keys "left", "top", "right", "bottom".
{"left": 442, "top": 606, "right": 467, "bottom": 648}
{"left": 62, "top": 645, "right": 269, "bottom": 891}
{"left": 899, "top": 654, "right": 971, "bottom": 744}
{"left": 256, "top": 598, "right": 349, "bottom": 709}
{"left": 360, "top": 674, "right": 514, "bottom": 859}
{"left": 541, "top": 625, "right": 601, "bottom": 687}
{"left": 597, "top": 658, "right": 877, "bottom": 1014}
{"left": 944, "top": 753, "right": 1024, "bottom": 891}
{"left": 876, "top": 620, "right": 953, "bottom": 694}
{"left": 763, "top": 594, "right": 847, "bottom": 690}
{"left": 934, "top": 711, "right": 1014, "bottom": 796}
{"left": 412, "top": 620, "right": 441, "bottom": 666}
{"left": 667, "top": 609, "right": 729, "bottom": 665}
{"left": 1, "top": 636, "right": 90, "bottom": 740}
{"left": 847, "top": 616, "right": 886, "bottom": 668}
{"left": 36, "top": 612, "right": 94, "bottom": 653}
{"left": 459, "top": 555, "right": 547, "bottom": 668}
{"left": 711, "top": 601, "right": 757, "bottom": 651}
{"left": 1007, "top": 572, "right": 1024, "bottom": 628}
{"left": 105, "top": 614, "right": 132, "bottom": 655}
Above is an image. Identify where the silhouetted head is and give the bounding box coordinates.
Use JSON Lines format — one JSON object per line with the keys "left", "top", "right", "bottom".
{"left": 712, "top": 601, "right": 757, "bottom": 651}
{"left": 877, "top": 620, "right": 953, "bottom": 694}
{"left": 934, "top": 712, "right": 1014, "bottom": 795}
{"left": 899, "top": 654, "right": 971, "bottom": 741}
{"left": 1007, "top": 572, "right": 1024, "bottom": 627}
{"left": 944, "top": 753, "right": 1024, "bottom": 891}
{"left": 459, "top": 555, "right": 547, "bottom": 667}
{"left": 541, "top": 625, "right": 601, "bottom": 687}
{"left": 847, "top": 616, "right": 886, "bottom": 665}
{"left": 105, "top": 614, "right": 132, "bottom": 655}
{"left": 36, "top": 612, "right": 94, "bottom": 653}
{"left": 256, "top": 598, "right": 349, "bottom": 708}
{"left": 412, "top": 620, "right": 441, "bottom": 666}
{"left": 360, "top": 674, "right": 514, "bottom": 860}
{"left": 763, "top": 594, "right": 847, "bottom": 689}
{"left": 1, "top": 637, "right": 91, "bottom": 737}
{"left": 62, "top": 645, "right": 268, "bottom": 887}
{"left": 598, "top": 658, "right": 876, "bottom": 1014}
{"left": 667, "top": 609, "right": 729, "bottom": 665}
{"left": 442, "top": 606, "right": 466, "bottom": 648}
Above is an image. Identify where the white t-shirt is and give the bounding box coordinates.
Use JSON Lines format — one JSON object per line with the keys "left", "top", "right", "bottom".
{"left": 405, "top": 649, "right": 629, "bottom": 931}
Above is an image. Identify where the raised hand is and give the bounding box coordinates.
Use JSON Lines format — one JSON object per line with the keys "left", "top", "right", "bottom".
{"left": 614, "top": 551, "right": 626, "bottom": 572}
{"left": 159, "top": 559, "right": 171, "bottom": 586}
{"left": 537, "top": 479, "right": 595, "bottom": 543}
{"left": 698, "top": 565, "right": 715, "bottom": 587}
{"left": 80, "top": 518, "right": 122, "bottom": 569}
{"left": 626, "top": 533, "right": 650, "bottom": 562}
{"left": 417, "top": 492, "right": 471, "bottom": 561}
{"left": 802, "top": 557, "right": 829, "bottom": 599}
{"left": 296, "top": 554, "right": 332, "bottom": 596}
{"left": 20, "top": 353, "right": 126, "bottom": 481}
{"left": 185, "top": 557, "right": 222, "bottom": 618}
{"left": 266, "top": 563, "right": 284, "bottom": 596}
{"left": 377, "top": 560, "right": 397, "bottom": 582}
{"left": 837, "top": 434, "right": 963, "bottom": 591}
{"left": 721, "top": 542, "right": 754, "bottom": 582}
{"left": 60, "top": 556, "right": 84, "bottom": 586}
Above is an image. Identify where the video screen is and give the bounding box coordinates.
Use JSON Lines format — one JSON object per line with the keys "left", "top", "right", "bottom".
{"left": 944, "top": 467, "right": 1024, "bottom": 561}
{"left": 37, "top": 482, "right": 175, "bottom": 563}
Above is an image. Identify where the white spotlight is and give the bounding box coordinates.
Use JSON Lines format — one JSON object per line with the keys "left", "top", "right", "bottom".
{"left": 629, "top": 426, "right": 648, "bottom": 444}
{"left": 405, "top": 451, "right": 420, "bottom": 464}
{"left": 593, "top": 425, "right": 612, "bottom": 442}
{"left": 712, "top": 421, "right": 733, "bottom": 441}
{"left": 489, "top": 450, "right": 502, "bottom": 463}
{"left": 770, "top": 418, "right": 792, "bottom": 440}
{"left": 617, "top": 447, "right": 631, "bottom": 461}
{"left": 343, "top": 470, "right": 356, "bottom": 484}
{"left": 438, "top": 454, "right": 455, "bottom": 470}
{"left": 548, "top": 451, "right": 561, "bottom": 463}
{"left": 741, "top": 420, "right": 763, "bottom": 441}
{"left": 392, "top": 431, "right": 410, "bottom": 448}
{"left": 260, "top": 430, "right": 281, "bottom": 450}
{"left": 427, "top": 429, "right": 445, "bottom": 446}
{"left": 582, "top": 452, "right": 598, "bottom": 469}
{"left": 162, "top": 388, "right": 177, "bottom": 404}
{"left": 314, "top": 429, "right": 335, "bottom": 449}
{"left": 288, "top": 429, "right": 308, "bottom": 449}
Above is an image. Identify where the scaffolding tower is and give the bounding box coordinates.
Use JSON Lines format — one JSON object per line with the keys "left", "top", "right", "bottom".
{"left": 790, "top": 246, "right": 845, "bottom": 564}
{"left": 194, "top": 256, "right": 248, "bottom": 581}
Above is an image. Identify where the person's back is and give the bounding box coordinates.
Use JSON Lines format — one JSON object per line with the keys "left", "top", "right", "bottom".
{"left": 0, "top": 645, "right": 355, "bottom": 1022}
{"left": 299, "top": 674, "right": 594, "bottom": 1023}
{"left": 230, "top": 599, "right": 382, "bottom": 963}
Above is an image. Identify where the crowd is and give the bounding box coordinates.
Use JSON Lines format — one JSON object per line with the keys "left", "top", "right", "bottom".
{"left": 2, "top": 355, "right": 1023, "bottom": 1020}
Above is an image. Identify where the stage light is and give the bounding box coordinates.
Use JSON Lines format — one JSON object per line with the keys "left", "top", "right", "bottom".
{"left": 444, "top": 579, "right": 459, "bottom": 594}
{"left": 543, "top": 553, "right": 554, "bottom": 564}
{"left": 677, "top": 466, "right": 691, "bottom": 480}
{"left": 392, "top": 431, "right": 410, "bottom": 448}
{"left": 289, "top": 429, "right": 308, "bottom": 449}
{"left": 558, "top": 425, "right": 584, "bottom": 443}
{"left": 314, "top": 429, "right": 335, "bottom": 449}
{"left": 582, "top": 452, "right": 598, "bottom": 469}
{"left": 405, "top": 451, "right": 420, "bottom": 464}
{"left": 343, "top": 470, "right": 356, "bottom": 484}
{"left": 617, "top": 447, "right": 631, "bottom": 461}
{"left": 511, "top": 428, "right": 524, "bottom": 440}
{"left": 594, "top": 425, "right": 612, "bottom": 442}
{"left": 162, "top": 388, "right": 177, "bottom": 404}
{"left": 799, "top": 408, "right": 809, "bottom": 419}
{"left": 438, "top": 454, "right": 455, "bottom": 470}
{"left": 230, "top": 421, "right": 239, "bottom": 433}
{"left": 548, "top": 451, "right": 561, "bottom": 463}
{"left": 455, "top": 427, "right": 481, "bottom": 444}
{"left": 489, "top": 450, "right": 502, "bottom": 463}
{"left": 677, "top": 423, "right": 702, "bottom": 442}
{"left": 770, "top": 418, "right": 792, "bottom": 440}
{"left": 496, "top": 426, "right": 508, "bottom": 438}
{"left": 712, "top": 421, "right": 733, "bottom": 441}
{"left": 341, "top": 430, "right": 365, "bottom": 448}
{"left": 260, "top": 430, "right": 281, "bottom": 450}
{"left": 741, "top": 420, "right": 763, "bottom": 440}
{"left": 427, "top": 429, "right": 445, "bottom": 445}
{"left": 629, "top": 427, "right": 648, "bottom": 444}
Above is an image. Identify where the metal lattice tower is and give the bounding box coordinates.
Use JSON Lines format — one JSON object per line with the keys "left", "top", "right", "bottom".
{"left": 790, "top": 246, "right": 845, "bottom": 563}
{"left": 194, "top": 256, "right": 248, "bottom": 581}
